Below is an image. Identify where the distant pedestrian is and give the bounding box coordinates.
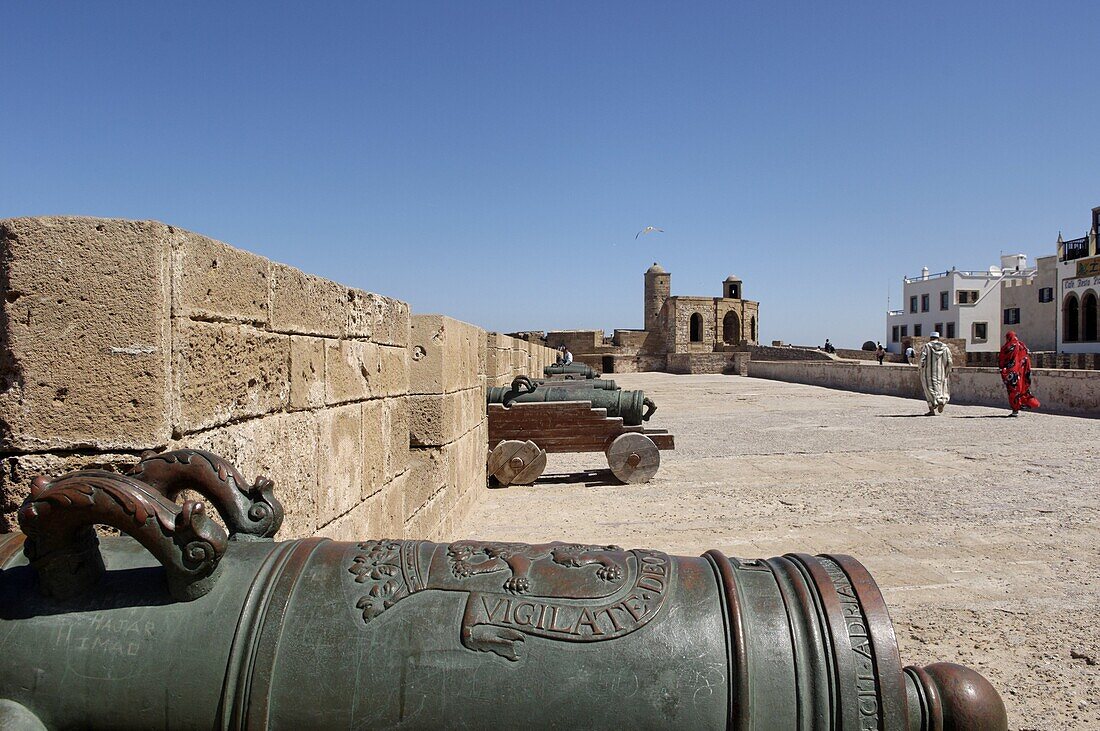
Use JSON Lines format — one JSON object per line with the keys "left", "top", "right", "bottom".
{"left": 998, "top": 331, "right": 1040, "bottom": 416}
{"left": 875, "top": 343, "right": 886, "bottom": 365}
{"left": 904, "top": 345, "right": 915, "bottom": 364}
{"left": 919, "top": 332, "right": 952, "bottom": 415}
{"left": 563, "top": 348, "right": 574, "bottom": 365}
{"left": 823, "top": 338, "right": 836, "bottom": 354}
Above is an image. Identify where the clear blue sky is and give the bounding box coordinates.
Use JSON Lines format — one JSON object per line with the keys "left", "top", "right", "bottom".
{"left": 3, "top": 2, "right": 1098, "bottom": 347}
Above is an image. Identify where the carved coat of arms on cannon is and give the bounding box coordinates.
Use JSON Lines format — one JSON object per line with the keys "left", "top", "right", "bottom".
{"left": 347, "top": 539, "right": 673, "bottom": 661}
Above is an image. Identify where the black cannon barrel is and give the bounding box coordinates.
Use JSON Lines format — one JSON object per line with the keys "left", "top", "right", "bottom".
{"left": 0, "top": 458, "right": 1008, "bottom": 731}
{"left": 544, "top": 362, "right": 598, "bottom": 378}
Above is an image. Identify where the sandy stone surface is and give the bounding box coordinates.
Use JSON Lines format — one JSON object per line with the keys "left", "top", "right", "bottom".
{"left": 459, "top": 373, "right": 1099, "bottom": 730}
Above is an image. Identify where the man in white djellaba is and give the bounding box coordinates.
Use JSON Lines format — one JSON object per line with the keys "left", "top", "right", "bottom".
{"left": 919, "top": 332, "right": 952, "bottom": 415}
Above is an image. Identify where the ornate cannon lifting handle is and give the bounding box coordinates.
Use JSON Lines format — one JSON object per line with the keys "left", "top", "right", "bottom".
{"left": 127, "top": 449, "right": 283, "bottom": 541}
{"left": 503, "top": 376, "right": 537, "bottom": 408}
{"left": 16, "top": 470, "right": 229, "bottom": 602}
{"left": 642, "top": 398, "right": 657, "bottom": 421}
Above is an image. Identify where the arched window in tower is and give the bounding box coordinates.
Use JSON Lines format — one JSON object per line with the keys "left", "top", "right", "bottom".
{"left": 689, "top": 313, "right": 703, "bottom": 342}
{"left": 750, "top": 316, "right": 757, "bottom": 342}
{"left": 722, "top": 311, "right": 741, "bottom": 344}
{"left": 1064, "top": 294, "right": 1080, "bottom": 343}
{"left": 1083, "top": 291, "right": 1098, "bottom": 342}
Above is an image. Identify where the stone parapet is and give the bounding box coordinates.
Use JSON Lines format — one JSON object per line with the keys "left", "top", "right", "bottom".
{"left": 747, "top": 359, "right": 1100, "bottom": 417}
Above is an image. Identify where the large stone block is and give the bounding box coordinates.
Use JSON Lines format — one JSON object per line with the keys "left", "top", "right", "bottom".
{"left": 316, "top": 491, "right": 380, "bottom": 542}
{"left": 378, "top": 472, "right": 406, "bottom": 537}
{"left": 177, "top": 411, "right": 319, "bottom": 539}
{"left": 256, "top": 412, "right": 320, "bottom": 540}
{"left": 402, "top": 483, "right": 449, "bottom": 540}
{"left": 408, "top": 387, "right": 484, "bottom": 446}
{"left": 372, "top": 345, "right": 410, "bottom": 398}
{"left": 383, "top": 396, "right": 410, "bottom": 481}
{"left": 364, "top": 292, "right": 410, "bottom": 347}
{"left": 173, "top": 320, "right": 290, "bottom": 433}
{"left": 269, "top": 263, "right": 349, "bottom": 337}
{"left": 324, "top": 339, "right": 374, "bottom": 405}
{"left": 405, "top": 421, "right": 486, "bottom": 530}
{"left": 174, "top": 230, "right": 269, "bottom": 326}
{"left": 315, "top": 405, "right": 365, "bottom": 526}
{"left": 1, "top": 451, "right": 138, "bottom": 533}
{"left": 361, "top": 398, "right": 386, "bottom": 499}
{"left": 0, "top": 217, "right": 172, "bottom": 451}
{"left": 408, "top": 315, "right": 482, "bottom": 395}
{"left": 289, "top": 336, "right": 326, "bottom": 410}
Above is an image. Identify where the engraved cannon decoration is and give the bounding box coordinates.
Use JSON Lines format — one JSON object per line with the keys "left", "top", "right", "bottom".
{"left": 486, "top": 377, "right": 673, "bottom": 485}
{"left": 0, "top": 452, "right": 1008, "bottom": 730}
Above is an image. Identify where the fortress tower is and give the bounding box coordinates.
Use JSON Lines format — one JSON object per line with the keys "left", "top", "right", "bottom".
{"left": 644, "top": 262, "right": 671, "bottom": 332}
{"left": 723, "top": 275, "right": 742, "bottom": 300}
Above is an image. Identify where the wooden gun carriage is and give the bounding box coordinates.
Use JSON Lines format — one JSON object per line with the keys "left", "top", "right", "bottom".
{"left": 487, "top": 392, "right": 675, "bottom": 486}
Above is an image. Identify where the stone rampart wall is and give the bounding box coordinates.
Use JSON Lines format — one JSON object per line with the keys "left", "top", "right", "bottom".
{"left": 0, "top": 217, "right": 556, "bottom": 537}
{"left": 747, "top": 359, "right": 1100, "bottom": 417}
{"left": 743, "top": 345, "right": 834, "bottom": 362}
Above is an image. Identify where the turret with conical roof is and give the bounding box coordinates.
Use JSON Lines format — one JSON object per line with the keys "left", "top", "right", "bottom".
{"left": 644, "top": 262, "right": 671, "bottom": 332}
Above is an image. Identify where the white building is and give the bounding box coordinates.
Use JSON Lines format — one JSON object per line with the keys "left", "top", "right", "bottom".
{"left": 1055, "top": 206, "right": 1100, "bottom": 354}
{"left": 886, "top": 254, "right": 1035, "bottom": 353}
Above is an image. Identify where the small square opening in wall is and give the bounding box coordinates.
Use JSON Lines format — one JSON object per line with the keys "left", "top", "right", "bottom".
{"left": 972, "top": 322, "right": 988, "bottom": 342}
{"left": 1039, "top": 287, "right": 1053, "bottom": 303}
{"left": 892, "top": 326, "right": 899, "bottom": 342}
{"left": 1003, "top": 308, "right": 1020, "bottom": 325}
{"left": 934, "top": 322, "right": 943, "bottom": 334}
{"left": 914, "top": 324, "right": 923, "bottom": 337}
{"left": 946, "top": 322, "right": 956, "bottom": 338}
{"left": 940, "top": 291, "right": 949, "bottom": 310}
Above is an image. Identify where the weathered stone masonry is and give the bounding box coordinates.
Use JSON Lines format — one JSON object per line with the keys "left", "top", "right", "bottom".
{"left": 0, "top": 217, "right": 556, "bottom": 538}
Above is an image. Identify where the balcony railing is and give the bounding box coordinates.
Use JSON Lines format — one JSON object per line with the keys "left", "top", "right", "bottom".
{"left": 1061, "top": 236, "right": 1090, "bottom": 262}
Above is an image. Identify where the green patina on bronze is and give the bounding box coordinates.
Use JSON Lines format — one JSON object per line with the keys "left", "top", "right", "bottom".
{"left": 0, "top": 454, "right": 1008, "bottom": 730}
{"left": 543, "top": 362, "right": 599, "bottom": 378}
{"left": 488, "top": 376, "right": 655, "bottom": 426}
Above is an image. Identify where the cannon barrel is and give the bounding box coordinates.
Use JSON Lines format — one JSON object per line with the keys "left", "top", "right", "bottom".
{"left": 544, "top": 362, "right": 598, "bottom": 378}
{"left": 532, "top": 377, "right": 619, "bottom": 390}
{"left": 489, "top": 384, "right": 654, "bottom": 425}
{"left": 0, "top": 459, "right": 1008, "bottom": 731}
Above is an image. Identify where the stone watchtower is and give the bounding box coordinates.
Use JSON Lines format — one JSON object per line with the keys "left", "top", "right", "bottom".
{"left": 723, "top": 275, "right": 743, "bottom": 300}
{"left": 644, "top": 262, "right": 671, "bottom": 332}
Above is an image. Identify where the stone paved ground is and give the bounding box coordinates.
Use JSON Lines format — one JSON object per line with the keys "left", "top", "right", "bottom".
{"left": 459, "top": 372, "right": 1099, "bottom": 730}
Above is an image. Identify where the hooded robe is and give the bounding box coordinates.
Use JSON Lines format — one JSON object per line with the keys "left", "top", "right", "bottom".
{"left": 998, "top": 331, "right": 1040, "bottom": 411}
{"left": 919, "top": 340, "right": 952, "bottom": 410}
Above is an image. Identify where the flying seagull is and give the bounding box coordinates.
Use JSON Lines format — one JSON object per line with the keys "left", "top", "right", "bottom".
{"left": 635, "top": 226, "right": 664, "bottom": 240}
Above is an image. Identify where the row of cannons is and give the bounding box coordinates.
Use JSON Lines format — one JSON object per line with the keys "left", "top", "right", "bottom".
{"left": 485, "top": 364, "right": 674, "bottom": 486}
{"left": 0, "top": 448, "right": 1007, "bottom": 729}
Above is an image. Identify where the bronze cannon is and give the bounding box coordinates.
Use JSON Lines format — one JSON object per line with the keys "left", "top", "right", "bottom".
{"left": 543, "top": 362, "right": 599, "bottom": 379}
{"left": 488, "top": 376, "right": 655, "bottom": 427}
{"left": 531, "top": 377, "right": 619, "bottom": 390}
{"left": 0, "top": 450, "right": 1008, "bottom": 730}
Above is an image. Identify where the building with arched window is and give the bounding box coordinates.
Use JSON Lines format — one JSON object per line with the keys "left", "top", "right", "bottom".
{"left": 1056, "top": 205, "right": 1100, "bottom": 354}
{"left": 543, "top": 264, "right": 761, "bottom": 372}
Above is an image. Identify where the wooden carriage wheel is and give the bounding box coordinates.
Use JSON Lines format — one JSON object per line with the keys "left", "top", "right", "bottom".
{"left": 606, "top": 433, "right": 660, "bottom": 484}
{"left": 487, "top": 440, "right": 547, "bottom": 487}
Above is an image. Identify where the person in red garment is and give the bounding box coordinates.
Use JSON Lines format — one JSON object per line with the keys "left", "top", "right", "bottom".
{"left": 998, "top": 331, "right": 1041, "bottom": 416}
